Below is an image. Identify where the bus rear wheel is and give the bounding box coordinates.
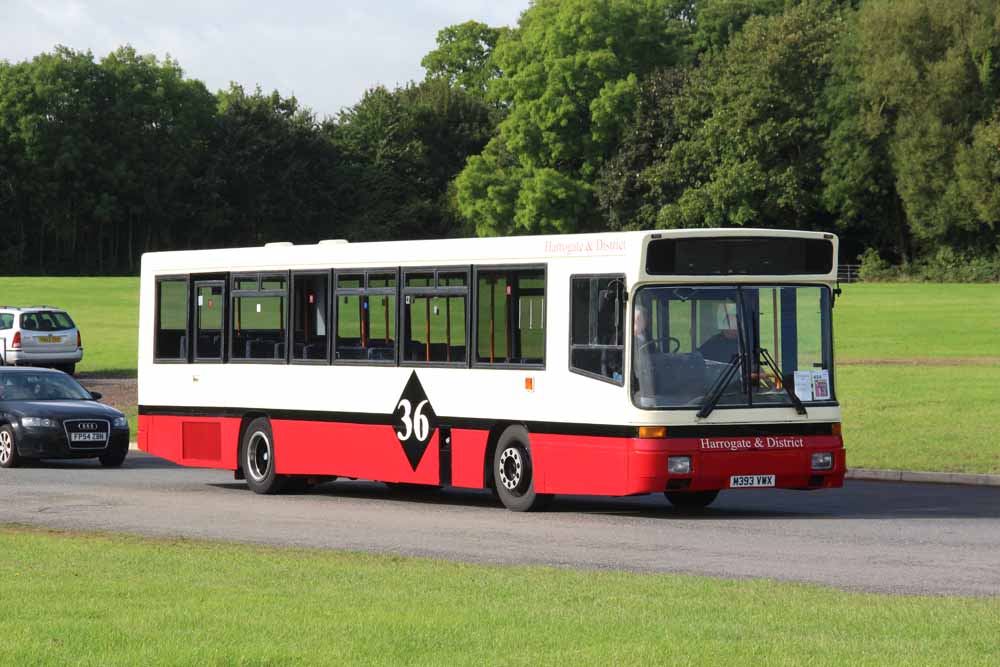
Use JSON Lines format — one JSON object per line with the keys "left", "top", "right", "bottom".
{"left": 664, "top": 490, "right": 719, "bottom": 509}
{"left": 492, "top": 426, "right": 552, "bottom": 512}
{"left": 241, "top": 417, "right": 285, "bottom": 495}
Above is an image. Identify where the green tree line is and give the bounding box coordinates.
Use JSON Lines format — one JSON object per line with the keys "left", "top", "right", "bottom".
{"left": 2, "top": 0, "right": 998, "bottom": 275}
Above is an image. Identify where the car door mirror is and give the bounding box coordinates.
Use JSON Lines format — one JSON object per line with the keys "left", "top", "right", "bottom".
{"left": 90, "top": 391, "right": 103, "bottom": 400}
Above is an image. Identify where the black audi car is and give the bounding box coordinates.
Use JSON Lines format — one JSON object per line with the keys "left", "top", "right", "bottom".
{"left": 0, "top": 367, "right": 129, "bottom": 468}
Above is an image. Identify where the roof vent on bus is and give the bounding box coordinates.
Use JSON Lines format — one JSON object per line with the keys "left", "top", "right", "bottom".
{"left": 264, "top": 242, "right": 293, "bottom": 248}
{"left": 319, "top": 239, "right": 349, "bottom": 245}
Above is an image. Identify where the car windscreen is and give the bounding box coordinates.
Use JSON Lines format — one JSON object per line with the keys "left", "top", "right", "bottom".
{"left": 19, "top": 311, "right": 75, "bottom": 331}
{"left": 0, "top": 373, "right": 93, "bottom": 401}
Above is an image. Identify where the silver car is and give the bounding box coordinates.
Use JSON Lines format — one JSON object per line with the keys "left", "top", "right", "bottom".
{"left": 0, "top": 306, "right": 84, "bottom": 375}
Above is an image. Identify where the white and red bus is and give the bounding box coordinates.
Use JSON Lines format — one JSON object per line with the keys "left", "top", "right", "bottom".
{"left": 137, "top": 229, "right": 845, "bottom": 511}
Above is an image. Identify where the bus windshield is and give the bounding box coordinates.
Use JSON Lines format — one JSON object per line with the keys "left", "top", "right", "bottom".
{"left": 631, "top": 285, "right": 833, "bottom": 410}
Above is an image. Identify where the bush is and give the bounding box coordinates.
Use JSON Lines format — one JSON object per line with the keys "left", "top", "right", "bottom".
{"left": 857, "top": 248, "right": 898, "bottom": 282}
{"left": 858, "top": 247, "right": 1000, "bottom": 283}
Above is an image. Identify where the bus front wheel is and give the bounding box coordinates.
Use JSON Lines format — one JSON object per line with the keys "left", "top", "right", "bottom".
{"left": 664, "top": 490, "right": 719, "bottom": 509}
{"left": 492, "top": 426, "right": 552, "bottom": 512}
{"left": 241, "top": 417, "right": 285, "bottom": 495}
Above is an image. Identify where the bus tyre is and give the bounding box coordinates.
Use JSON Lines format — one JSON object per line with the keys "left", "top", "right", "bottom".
{"left": 99, "top": 445, "right": 128, "bottom": 467}
{"left": 0, "top": 425, "right": 21, "bottom": 469}
{"left": 492, "top": 426, "right": 552, "bottom": 512}
{"left": 241, "top": 417, "right": 285, "bottom": 495}
{"left": 664, "top": 490, "right": 719, "bottom": 509}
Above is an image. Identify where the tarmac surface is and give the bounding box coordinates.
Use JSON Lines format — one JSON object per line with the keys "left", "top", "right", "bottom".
{"left": 3, "top": 452, "right": 999, "bottom": 596}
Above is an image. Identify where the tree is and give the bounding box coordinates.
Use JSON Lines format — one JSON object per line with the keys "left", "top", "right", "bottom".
{"left": 208, "top": 84, "right": 347, "bottom": 247}
{"left": 456, "top": 0, "right": 695, "bottom": 237}
{"left": 596, "top": 67, "right": 690, "bottom": 231}
{"left": 656, "top": 2, "right": 844, "bottom": 231}
{"left": 691, "top": 0, "right": 785, "bottom": 56}
{"left": 852, "top": 0, "right": 1000, "bottom": 252}
{"left": 421, "top": 21, "right": 508, "bottom": 100}
{"left": 327, "top": 78, "right": 496, "bottom": 240}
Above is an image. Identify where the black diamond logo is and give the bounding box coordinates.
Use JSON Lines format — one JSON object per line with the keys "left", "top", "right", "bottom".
{"left": 393, "top": 371, "right": 437, "bottom": 471}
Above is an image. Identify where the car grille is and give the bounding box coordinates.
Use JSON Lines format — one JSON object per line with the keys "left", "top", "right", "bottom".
{"left": 63, "top": 419, "right": 110, "bottom": 450}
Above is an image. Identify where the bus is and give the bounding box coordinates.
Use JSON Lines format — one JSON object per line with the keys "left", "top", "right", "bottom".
{"left": 137, "top": 229, "right": 845, "bottom": 511}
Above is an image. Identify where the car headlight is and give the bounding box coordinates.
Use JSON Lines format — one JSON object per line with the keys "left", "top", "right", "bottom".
{"left": 22, "top": 417, "right": 59, "bottom": 428}
{"left": 112, "top": 416, "right": 129, "bottom": 429}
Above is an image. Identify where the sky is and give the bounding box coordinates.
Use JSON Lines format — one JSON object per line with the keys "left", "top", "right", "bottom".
{"left": 0, "top": 0, "right": 530, "bottom": 119}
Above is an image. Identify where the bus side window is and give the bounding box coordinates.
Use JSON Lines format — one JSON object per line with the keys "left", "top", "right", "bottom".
{"left": 402, "top": 269, "right": 468, "bottom": 366}
{"left": 334, "top": 269, "right": 397, "bottom": 364}
{"left": 475, "top": 267, "right": 545, "bottom": 367}
{"left": 230, "top": 274, "right": 288, "bottom": 362}
{"left": 569, "top": 275, "right": 625, "bottom": 385}
{"left": 154, "top": 278, "right": 189, "bottom": 361}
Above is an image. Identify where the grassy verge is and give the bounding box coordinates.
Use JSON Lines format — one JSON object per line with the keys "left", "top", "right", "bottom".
{"left": 1, "top": 527, "right": 998, "bottom": 666}
{"left": 835, "top": 283, "right": 1000, "bottom": 360}
{"left": 0, "top": 277, "right": 139, "bottom": 374}
{"left": 838, "top": 365, "right": 1000, "bottom": 473}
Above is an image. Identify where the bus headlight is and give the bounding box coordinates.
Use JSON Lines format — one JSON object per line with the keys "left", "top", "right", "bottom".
{"left": 811, "top": 452, "right": 833, "bottom": 471}
{"left": 668, "top": 456, "right": 691, "bottom": 475}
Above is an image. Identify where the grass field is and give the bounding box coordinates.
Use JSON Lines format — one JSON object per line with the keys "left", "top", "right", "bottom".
{"left": 839, "top": 365, "right": 1000, "bottom": 472}
{"left": 834, "top": 283, "right": 1000, "bottom": 361}
{"left": 1, "top": 527, "right": 997, "bottom": 666}
{"left": 1, "top": 277, "right": 997, "bottom": 473}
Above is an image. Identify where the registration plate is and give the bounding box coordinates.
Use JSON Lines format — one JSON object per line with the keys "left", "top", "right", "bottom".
{"left": 730, "top": 474, "right": 775, "bottom": 488}
{"left": 70, "top": 432, "right": 106, "bottom": 442}
{"left": 37, "top": 335, "right": 62, "bottom": 343}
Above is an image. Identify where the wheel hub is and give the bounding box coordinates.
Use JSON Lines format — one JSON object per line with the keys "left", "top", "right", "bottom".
{"left": 247, "top": 432, "right": 272, "bottom": 482}
{"left": 0, "top": 431, "right": 10, "bottom": 464}
{"left": 498, "top": 447, "right": 523, "bottom": 491}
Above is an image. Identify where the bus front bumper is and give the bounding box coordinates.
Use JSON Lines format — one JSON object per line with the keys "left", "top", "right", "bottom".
{"left": 629, "top": 436, "right": 846, "bottom": 494}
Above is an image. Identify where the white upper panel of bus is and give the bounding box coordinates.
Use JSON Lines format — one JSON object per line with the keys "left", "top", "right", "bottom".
{"left": 140, "top": 228, "right": 839, "bottom": 286}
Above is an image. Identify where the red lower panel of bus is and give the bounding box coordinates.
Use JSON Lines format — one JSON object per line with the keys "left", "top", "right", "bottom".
{"left": 138, "top": 415, "right": 845, "bottom": 495}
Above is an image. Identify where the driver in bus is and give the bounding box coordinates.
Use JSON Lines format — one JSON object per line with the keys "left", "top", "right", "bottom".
{"left": 631, "top": 304, "right": 655, "bottom": 403}
{"left": 698, "top": 302, "right": 741, "bottom": 363}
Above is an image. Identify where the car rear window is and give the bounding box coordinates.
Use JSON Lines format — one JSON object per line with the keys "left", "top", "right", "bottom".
{"left": 0, "top": 314, "right": 13, "bottom": 330}
{"left": 19, "top": 311, "right": 75, "bottom": 331}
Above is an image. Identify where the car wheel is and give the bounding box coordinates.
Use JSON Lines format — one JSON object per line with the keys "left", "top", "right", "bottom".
{"left": 241, "top": 417, "right": 285, "bottom": 494}
{"left": 0, "top": 425, "right": 20, "bottom": 469}
{"left": 99, "top": 446, "right": 128, "bottom": 467}
{"left": 492, "top": 426, "right": 552, "bottom": 512}
{"left": 664, "top": 490, "right": 719, "bottom": 509}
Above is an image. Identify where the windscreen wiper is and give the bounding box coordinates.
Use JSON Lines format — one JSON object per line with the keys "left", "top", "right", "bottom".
{"left": 696, "top": 352, "right": 744, "bottom": 419}
{"left": 757, "top": 347, "right": 807, "bottom": 415}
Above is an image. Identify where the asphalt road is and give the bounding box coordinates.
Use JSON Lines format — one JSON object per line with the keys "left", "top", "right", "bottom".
{"left": 3, "top": 452, "right": 998, "bottom": 596}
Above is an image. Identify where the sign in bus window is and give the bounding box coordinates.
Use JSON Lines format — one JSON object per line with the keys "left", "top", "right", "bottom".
{"left": 155, "top": 279, "right": 187, "bottom": 360}
{"left": 405, "top": 295, "right": 467, "bottom": 364}
{"left": 476, "top": 269, "right": 545, "bottom": 366}
{"left": 569, "top": 275, "right": 625, "bottom": 383}
{"left": 231, "top": 295, "right": 286, "bottom": 360}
